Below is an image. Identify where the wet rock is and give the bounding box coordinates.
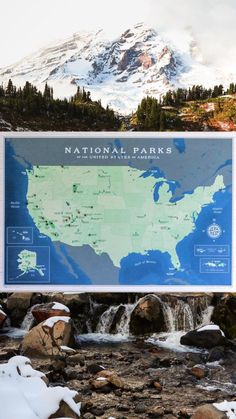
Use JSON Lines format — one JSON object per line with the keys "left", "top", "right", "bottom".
{"left": 87, "top": 363, "right": 105, "bottom": 375}
{"left": 153, "top": 381, "right": 162, "bottom": 392}
{"left": 188, "top": 365, "right": 208, "bottom": 380}
{"left": 148, "top": 405, "right": 165, "bottom": 417}
{"left": 91, "top": 292, "right": 136, "bottom": 306}
{"left": 21, "top": 317, "right": 74, "bottom": 356}
{"left": 91, "top": 376, "right": 110, "bottom": 389}
{"left": 95, "top": 369, "right": 125, "bottom": 389}
{"left": 129, "top": 295, "right": 167, "bottom": 335}
{"left": 0, "top": 307, "right": 7, "bottom": 329}
{"left": 135, "top": 403, "right": 148, "bottom": 414}
{"left": 89, "top": 406, "right": 105, "bottom": 416}
{"left": 67, "top": 353, "right": 85, "bottom": 366}
{"left": 83, "top": 413, "right": 95, "bottom": 419}
{"left": 212, "top": 295, "right": 236, "bottom": 339}
{"left": 7, "top": 292, "right": 33, "bottom": 327}
{"left": 180, "top": 327, "right": 230, "bottom": 349}
{"left": 186, "top": 352, "right": 204, "bottom": 365}
{"left": 207, "top": 347, "right": 225, "bottom": 362}
{"left": 50, "top": 396, "right": 81, "bottom": 418}
{"left": 65, "top": 366, "right": 83, "bottom": 380}
{"left": 231, "top": 372, "right": 236, "bottom": 383}
{"left": 48, "top": 292, "right": 90, "bottom": 314}
{"left": 32, "top": 302, "right": 70, "bottom": 323}
{"left": 191, "top": 404, "right": 227, "bottom": 418}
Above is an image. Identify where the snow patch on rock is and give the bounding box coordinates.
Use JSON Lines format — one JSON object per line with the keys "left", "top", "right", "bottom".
{"left": 0, "top": 356, "right": 81, "bottom": 419}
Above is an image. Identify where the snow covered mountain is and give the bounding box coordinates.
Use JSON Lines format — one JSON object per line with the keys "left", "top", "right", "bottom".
{"left": 0, "top": 23, "right": 233, "bottom": 114}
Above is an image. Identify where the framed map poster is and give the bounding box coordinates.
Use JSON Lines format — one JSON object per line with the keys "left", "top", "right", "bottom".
{"left": 1, "top": 132, "right": 235, "bottom": 291}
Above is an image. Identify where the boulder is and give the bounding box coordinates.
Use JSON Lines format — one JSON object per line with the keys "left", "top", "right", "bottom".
{"left": 129, "top": 295, "right": 167, "bottom": 335}
{"left": 50, "top": 396, "right": 81, "bottom": 419}
{"left": 47, "top": 292, "right": 90, "bottom": 315}
{"left": 21, "top": 316, "right": 74, "bottom": 357}
{"left": 0, "top": 307, "right": 7, "bottom": 329}
{"left": 180, "top": 326, "right": 230, "bottom": 349}
{"left": 212, "top": 295, "right": 236, "bottom": 339}
{"left": 7, "top": 293, "right": 34, "bottom": 327}
{"left": 32, "top": 302, "right": 70, "bottom": 323}
{"left": 93, "top": 370, "right": 126, "bottom": 389}
{"left": 191, "top": 404, "right": 227, "bottom": 419}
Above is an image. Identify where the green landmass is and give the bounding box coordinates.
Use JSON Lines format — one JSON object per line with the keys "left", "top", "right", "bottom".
{"left": 26, "top": 166, "right": 225, "bottom": 269}
{"left": 16, "top": 249, "right": 44, "bottom": 278}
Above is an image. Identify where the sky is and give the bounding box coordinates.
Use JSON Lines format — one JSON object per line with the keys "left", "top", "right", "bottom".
{"left": 1, "top": 0, "right": 236, "bottom": 71}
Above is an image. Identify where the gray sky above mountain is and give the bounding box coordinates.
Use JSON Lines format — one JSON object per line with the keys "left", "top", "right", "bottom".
{"left": 1, "top": 0, "right": 236, "bottom": 71}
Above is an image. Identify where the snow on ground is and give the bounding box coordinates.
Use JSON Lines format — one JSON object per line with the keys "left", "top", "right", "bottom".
{"left": 52, "top": 302, "right": 70, "bottom": 313}
{"left": 43, "top": 316, "right": 70, "bottom": 328}
{"left": 197, "top": 324, "right": 225, "bottom": 336}
{"left": 214, "top": 401, "right": 236, "bottom": 419}
{"left": 0, "top": 356, "right": 81, "bottom": 419}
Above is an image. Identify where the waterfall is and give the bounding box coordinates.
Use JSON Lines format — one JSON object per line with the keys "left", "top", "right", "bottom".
{"left": 173, "top": 300, "right": 194, "bottom": 331}
{"left": 116, "top": 304, "right": 135, "bottom": 335}
{"left": 96, "top": 303, "right": 136, "bottom": 335}
{"left": 200, "top": 305, "right": 214, "bottom": 326}
{"left": 20, "top": 308, "right": 35, "bottom": 331}
{"left": 84, "top": 294, "right": 213, "bottom": 338}
{"left": 162, "top": 302, "right": 175, "bottom": 332}
{"left": 96, "top": 306, "right": 121, "bottom": 334}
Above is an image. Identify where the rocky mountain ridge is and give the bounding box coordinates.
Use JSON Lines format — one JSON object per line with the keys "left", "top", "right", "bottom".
{"left": 0, "top": 23, "right": 233, "bottom": 114}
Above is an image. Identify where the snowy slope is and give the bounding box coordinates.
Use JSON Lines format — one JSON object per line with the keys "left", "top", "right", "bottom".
{"left": 0, "top": 23, "right": 233, "bottom": 114}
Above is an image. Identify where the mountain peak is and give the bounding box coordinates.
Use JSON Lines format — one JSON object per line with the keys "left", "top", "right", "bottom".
{"left": 0, "top": 25, "right": 232, "bottom": 114}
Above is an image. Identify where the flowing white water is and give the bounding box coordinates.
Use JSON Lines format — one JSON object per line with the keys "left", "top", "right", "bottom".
{"left": 96, "top": 303, "right": 136, "bottom": 335}
{"left": 146, "top": 331, "right": 204, "bottom": 353}
{"left": 162, "top": 303, "right": 175, "bottom": 332}
{"left": 201, "top": 305, "right": 214, "bottom": 326}
{"left": 115, "top": 304, "right": 135, "bottom": 335}
{"left": 77, "top": 333, "right": 132, "bottom": 344}
{"left": 96, "top": 306, "right": 121, "bottom": 334}
{"left": 4, "top": 295, "right": 215, "bottom": 352}
{"left": 20, "top": 310, "right": 35, "bottom": 331}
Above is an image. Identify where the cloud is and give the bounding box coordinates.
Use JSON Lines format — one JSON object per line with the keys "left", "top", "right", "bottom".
{"left": 0, "top": 0, "right": 236, "bottom": 72}
{"left": 146, "top": 0, "right": 236, "bottom": 71}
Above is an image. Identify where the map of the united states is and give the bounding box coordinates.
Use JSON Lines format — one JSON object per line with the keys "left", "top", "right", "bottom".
{"left": 26, "top": 166, "right": 225, "bottom": 270}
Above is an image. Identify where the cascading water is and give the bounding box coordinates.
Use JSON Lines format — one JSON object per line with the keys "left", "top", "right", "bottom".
{"left": 21, "top": 309, "right": 35, "bottom": 331}
{"left": 96, "top": 303, "right": 136, "bottom": 335}
{"left": 96, "top": 306, "right": 121, "bottom": 334}
{"left": 115, "top": 304, "right": 135, "bottom": 335}
{"left": 93, "top": 295, "right": 213, "bottom": 338}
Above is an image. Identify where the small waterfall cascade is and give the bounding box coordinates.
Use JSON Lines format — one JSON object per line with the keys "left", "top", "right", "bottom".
{"left": 20, "top": 307, "right": 35, "bottom": 331}
{"left": 162, "top": 302, "right": 175, "bottom": 332}
{"left": 86, "top": 295, "right": 100, "bottom": 333}
{"left": 173, "top": 300, "right": 194, "bottom": 331}
{"left": 116, "top": 304, "right": 135, "bottom": 335}
{"left": 96, "top": 306, "right": 121, "bottom": 334}
{"left": 93, "top": 294, "right": 214, "bottom": 336}
{"left": 96, "top": 303, "right": 136, "bottom": 335}
{"left": 200, "top": 305, "right": 214, "bottom": 326}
